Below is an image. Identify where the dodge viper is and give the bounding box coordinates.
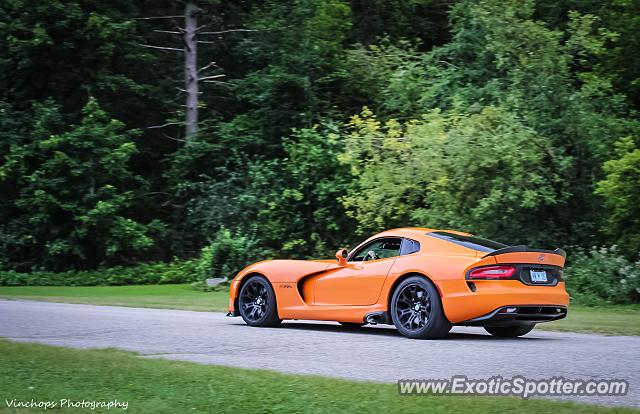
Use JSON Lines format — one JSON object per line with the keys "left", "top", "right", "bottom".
{"left": 227, "top": 228, "right": 569, "bottom": 339}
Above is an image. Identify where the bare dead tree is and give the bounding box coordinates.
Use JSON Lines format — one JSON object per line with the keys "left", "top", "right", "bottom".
{"left": 136, "top": 1, "right": 254, "bottom": 141}
{"left": 183, "top": 1, "right": 199, "bottom": 138}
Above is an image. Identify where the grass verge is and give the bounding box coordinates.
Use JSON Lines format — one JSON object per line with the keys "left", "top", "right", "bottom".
{"left": 0, "top": 285, "right": 638, "bottom": 335}
{"left": 538, "top": 305, "right": 640, "bottom": 336}
{"left": 0, "top": 284, "right": 228, "bottom": 312}
{"left": 0, "top": 340, "right": 637, "bottom": 414}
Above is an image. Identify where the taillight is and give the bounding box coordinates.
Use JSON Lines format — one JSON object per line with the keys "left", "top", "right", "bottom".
{"left": 468, "top": 265, "right": 516, "bottom": 280}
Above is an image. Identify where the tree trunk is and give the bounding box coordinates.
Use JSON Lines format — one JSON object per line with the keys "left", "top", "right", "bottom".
{"left": 184, "top": 0, "right": 198, "bottom": 140}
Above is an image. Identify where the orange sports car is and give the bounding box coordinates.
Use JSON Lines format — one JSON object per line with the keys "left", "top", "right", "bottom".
{"left": 227, "top": 228, "right": 569, "bottom": 339}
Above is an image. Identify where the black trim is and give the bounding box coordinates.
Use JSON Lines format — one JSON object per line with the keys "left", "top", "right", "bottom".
{"left": 459, "top": 305, "right": 568, "bottom": 327}
{"left": 482, "top": 245, "right": 567, "bottom": 259}
{"left": 427, "top": 231, "right": 507, "bottom": 252}
{"left": 296, "top": 268, "right": 333, "bottom": 304}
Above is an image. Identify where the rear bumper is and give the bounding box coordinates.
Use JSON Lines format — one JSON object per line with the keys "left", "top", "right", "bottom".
{"left": 440, "top": 280, "right": 570, "bottom": 323}
{"left": 459, "top": 305, "right": 567, "bottom": 327}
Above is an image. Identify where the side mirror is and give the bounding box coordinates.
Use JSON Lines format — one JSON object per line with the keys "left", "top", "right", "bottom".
{"left": 336, "top": 249, "right": 348, "bottom": 266}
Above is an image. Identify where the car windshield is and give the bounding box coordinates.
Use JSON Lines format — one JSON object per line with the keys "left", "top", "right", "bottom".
{"left": 427, "top": 231, "right": 508, "bottom": 252}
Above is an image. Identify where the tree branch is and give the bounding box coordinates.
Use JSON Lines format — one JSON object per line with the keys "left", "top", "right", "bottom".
{"left": 175, "top": 87, "right": 202, "bottom": 94}
{"left": 134, "top": 15, "right": 184, "bottom": 20}
{"left": 201, "top": 80, "right": 232, "bottom": 85}
{"left": 162, "top": 133, "right": 187, "bottom": 143}
{"left": 146, "top": 122, "right": 182, "bottom": 129}
{"left": 198, "top": 74, "right": 225, "bottom": 82}
{"left": 198, "top": 29, "right": 256, "bottom": 35}
{"left": 138, "top": 44, "right": 183, "bottom": 52}
{"left": 153, "top": 29, "right": 183, "bottom": 35}
{"left": 198, "top": 62, "right": 218, "bottom": 73}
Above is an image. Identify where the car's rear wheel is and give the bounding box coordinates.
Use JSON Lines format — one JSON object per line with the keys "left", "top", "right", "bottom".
{"left": 484, "top": 324, "right": 535, "bottom": 338}
{"left": 390, "top": 276, "right": 451, "bottom": 339}
{"left": 238, "top": 275, "right": 281, "bottom": 327}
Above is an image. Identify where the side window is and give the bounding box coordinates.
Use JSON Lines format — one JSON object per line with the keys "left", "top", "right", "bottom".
{"left": 350, "top": 238, "right": 402, "bottom": 262}
{"left": 400, "top": 238, "right": 420, "bottom": 255}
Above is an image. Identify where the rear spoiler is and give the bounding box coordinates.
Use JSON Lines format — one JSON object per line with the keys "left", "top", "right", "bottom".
{"left": 482, "top": 245, "right": 567, "bottom": 259}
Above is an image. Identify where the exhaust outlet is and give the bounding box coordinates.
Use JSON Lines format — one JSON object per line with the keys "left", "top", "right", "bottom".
{"left": 365, "top": 314, "right": 379, "bottom": 325}
{"left": 364, "top": 312, "right": 389, "bottom": 325}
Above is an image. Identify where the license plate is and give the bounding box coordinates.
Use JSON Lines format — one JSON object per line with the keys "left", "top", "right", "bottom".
{"left": 530, "top": 270, "right": 548, "bottom": 283}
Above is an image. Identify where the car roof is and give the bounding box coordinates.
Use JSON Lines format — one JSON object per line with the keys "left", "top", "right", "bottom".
{"left": 355, "top": 227, "right": 478, "bottom": 256}
{"left": 374, "top": 227, "right": 473, "bottom": 238}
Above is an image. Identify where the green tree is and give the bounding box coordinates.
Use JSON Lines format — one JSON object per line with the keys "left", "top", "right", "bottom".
{"left": 339, "top": 106, "right": 567, "bottom": 246}
{"left": 2, "top": 0, "right": 640, "bottom": 274}
{"left": 226, "top": 0, "right": 352, "bottom": 152}
{"left": 0, "top": 0, "right": 176, "bottom": 123}
{"left": 177, "top": 124, "right": 355, "bottom": 259}
{"left": 595, "top": 137, "right": 640, "bottom": 256}
{"left": 535, "top": 0, "right": 640, "bottom": 110}
{"left": 0, "top": 98, "right": 161, "bottom": 270}
{"left": 342, "top": 0, "right": 640, "bottom": 250}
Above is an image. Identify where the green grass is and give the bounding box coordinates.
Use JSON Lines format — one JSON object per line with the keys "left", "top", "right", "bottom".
{"left": 0, "top": 285, "right": 638, "bottom": 335}
{"left": 538, "top": 305, "right": 640, "bottom": 336}
{"left": 0, "top": 284, "right": 229, "bottom": 312}
{"left": 0, "top": 340, "right": 637, "bottom": 414}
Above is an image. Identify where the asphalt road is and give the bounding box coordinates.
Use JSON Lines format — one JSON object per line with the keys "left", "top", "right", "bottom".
{"left": 1, "top": 299, "right": 638, "bottom": 408}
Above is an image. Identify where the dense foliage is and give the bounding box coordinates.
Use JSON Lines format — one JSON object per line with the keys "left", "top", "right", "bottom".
{"left": 564, "top": 246, "right": 640, "bottom": 305}
{"left": 0, "top": 260, "right": 197, "bottom": 286}
{"left": 1, "top": 0, "right": 639, "bottom": 302}
{"left": 0, "top": 99, "right": 163, "bottom": 270}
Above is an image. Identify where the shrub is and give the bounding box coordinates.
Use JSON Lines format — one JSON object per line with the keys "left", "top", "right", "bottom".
{"left": 188, "top": 280, "right": 228, "bottom": 292}
{"left": 564, "top": 246, "right": 640, "bottom": 305}
{"left": 0, "top": 225, "right": 272, "bottom": 286}
{"left": 595, "top": 137, "right": 640, "bottom": 256}
{"left": 194, "top": 227, "right": 270, "bottom": 281}
{"left": 0, "top": 260, "right": 198, "bottom": 287}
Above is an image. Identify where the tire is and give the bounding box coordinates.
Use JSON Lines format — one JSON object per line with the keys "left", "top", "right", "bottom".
{"left": 238, "top": 275, "right": 282, "bottom": 327}
{"left": 484, "top": 324, "right": 535, "bottom": 338}
{"left": 390, "top": 276, "right": 451, "bottom": 339}
{"left": 339, "top": 322, "right": 364, "bottom": 329}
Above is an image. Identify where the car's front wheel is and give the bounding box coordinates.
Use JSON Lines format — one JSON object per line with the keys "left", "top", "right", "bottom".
{"left": 484, "top": 324, "right": 535, "bottom": 338}
{"left": 238, "top": 275, "right": 281, "bottom": 327}
{"left": 390, "top": 276, "right": 451, "bottom": 339}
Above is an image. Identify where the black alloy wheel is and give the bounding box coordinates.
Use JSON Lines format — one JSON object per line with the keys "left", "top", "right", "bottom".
{"left": 390, "top": 276, "right": 451, "bottom": 339}
{"left": 395, "top": 283, "right": 432, "bottom": 331}
{"left": 238, "top": 275, "right": 281, "bottom": 327}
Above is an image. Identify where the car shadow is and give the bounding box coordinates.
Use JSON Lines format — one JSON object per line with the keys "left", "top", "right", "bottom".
{"left": 279, "top": 322, "right": 402, "bottom": 337}
{"left": 231, "top": 321, "right": 558, "bottom": 341}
